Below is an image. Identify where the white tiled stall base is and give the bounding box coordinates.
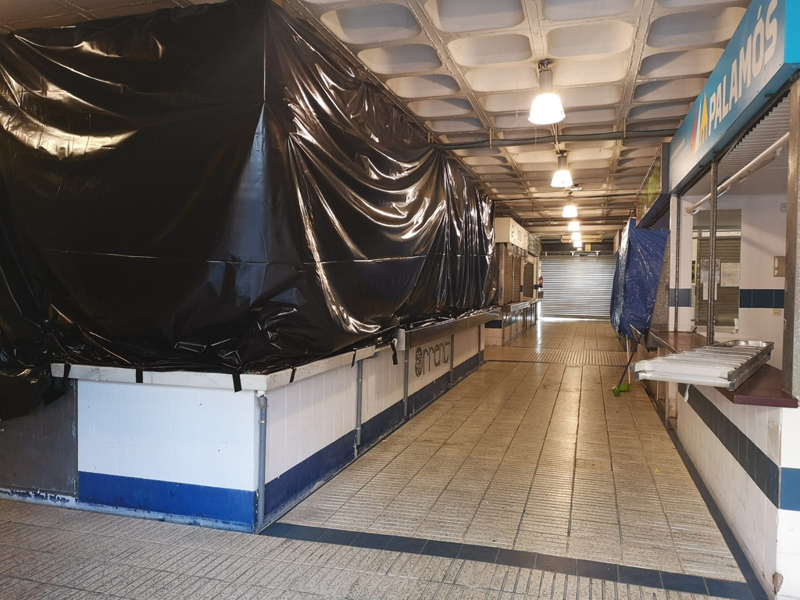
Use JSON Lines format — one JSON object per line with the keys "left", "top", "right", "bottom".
{"left": 57, "top": 326, "right": 484, "bottom": 532}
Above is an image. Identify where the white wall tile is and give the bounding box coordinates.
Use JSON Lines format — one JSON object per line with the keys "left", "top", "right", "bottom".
{"left": 781, "top": 406, "right": 800, "bottom": 470}
{"left": 454, "top": 327, "right": 479, "bottom": 367}
{"left": 677, "top": 395, "right": 778, "bottom": 592}
{"left": 78, "top": 381, "right": 258, "bottom": 491}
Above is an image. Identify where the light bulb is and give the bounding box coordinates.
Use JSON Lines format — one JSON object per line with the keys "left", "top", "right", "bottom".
{"left": 567, "top": 220, "right": 580, "bottom": 232}
{"left": 571, "top": 232, "right": 582, "bottom": 242}
{"left": 528, "top": 69, "right": 564, "bottom": 125}
{"left": 573, "top": 240, "right": 583, "bottom": 248}
{"left": 562, "top": 205, "right": 578, "bottom": 218}
{"left": 551, "top": 154, "right": 573, "bottom": 188}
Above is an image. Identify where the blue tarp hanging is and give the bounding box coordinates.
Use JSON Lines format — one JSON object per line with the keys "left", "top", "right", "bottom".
{"left": 611, "top": 219, "right": 668, "bottom": 338}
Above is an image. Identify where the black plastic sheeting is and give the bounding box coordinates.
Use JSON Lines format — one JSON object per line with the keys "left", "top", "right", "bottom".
{"left": 0, "top": 0, "right": 496, "bottom": 416}
{"left": 610, "top": 219, "right": 668, "bottom": 339}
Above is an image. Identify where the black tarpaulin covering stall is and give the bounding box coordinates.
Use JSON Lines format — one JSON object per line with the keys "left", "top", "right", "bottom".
{"left": 0, "top": 0, "right": 495, "bottom": 417}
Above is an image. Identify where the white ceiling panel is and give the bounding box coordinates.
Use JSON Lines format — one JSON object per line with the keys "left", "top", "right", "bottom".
{"left": 321, "top": 4, "right": 421, "bottom": 44}
{"left": 423, "top": 0, "right": 525, "bottom": 34}
{"left": 358, "top": 44, "right": 442, "bottom": 74}
{"left": 448, "top": 33, "right": 532, "bottom": 67}
{"left": 407, "top": 98, "right": 472, "bottom": 117}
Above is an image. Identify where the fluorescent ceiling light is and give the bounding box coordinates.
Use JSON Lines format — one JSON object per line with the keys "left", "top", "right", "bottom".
{"left": 561, "top": 204, "right": 578, "bottom": 218}
{"left": 528, "top": 68, "right": 564, "bottom": 126}
{"left": 567, "top": 220, "right": 580, "bottom": 232}
{"left": 551, "top": 154, "right": 573, "bottom": 188}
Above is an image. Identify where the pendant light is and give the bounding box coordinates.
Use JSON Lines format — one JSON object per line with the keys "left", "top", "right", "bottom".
{"left": 573, "top": 240, "right": 583, "bottom": 249}
{"left": 562, "top": 204, "right": 578, "bottom": 218}
{"left": 552, "top": 153, "right": 573, "bottom": 189}
{"left": 528, "top": 64, "right": 565, "bottom": 126}
{"left": 570, "top": 232, "right": 582, "bottom": 242}
{"left": 567, "top": 220, "right": 580, "bottom": 232}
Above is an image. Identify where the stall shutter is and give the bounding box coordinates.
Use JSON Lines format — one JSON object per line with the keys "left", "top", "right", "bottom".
{"left": 540, "top": 255, "right": 616, "bottom": 318}
{"left": 512, "top": 257, "right": 522, "bottom": 302}
{"left": 696, "top": 237, "right": 740, "bottom": 326}
{"left": 502, "top": 247, "right": 513, "bottom": 305}
{"left": 523, "top": 263, "right": 534, "bottom": 297}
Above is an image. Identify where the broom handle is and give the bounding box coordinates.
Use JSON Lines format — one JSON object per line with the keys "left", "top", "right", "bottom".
{"left": 627, "top": 338, "right": 631, "bottom": 384}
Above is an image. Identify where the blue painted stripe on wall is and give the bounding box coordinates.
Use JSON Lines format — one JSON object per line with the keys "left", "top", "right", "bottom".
{"left": 740, "top": 289, "right": 785, "bottom": 309}
{"left": 668, "top": 289, "right": 692, "bottom": 308}
{"left": 78, "top": 471, "right": 256, "bottom": 527}
{"left": 781, "top": 467, "right": 800, "bottom": 511}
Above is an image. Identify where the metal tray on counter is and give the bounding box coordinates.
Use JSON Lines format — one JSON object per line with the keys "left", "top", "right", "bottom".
{"left": 634, "top": 339, "right": 774, "bottom": 391}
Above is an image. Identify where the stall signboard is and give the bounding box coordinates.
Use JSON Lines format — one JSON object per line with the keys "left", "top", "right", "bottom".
{"left": 669, "top": 0, "right": 800, "bottom": 192}
{"left": 495, "top": 217, "right": 529, "bottom": 252}
{"left": 637, "top": 149, "right": 662, "bottom": 219}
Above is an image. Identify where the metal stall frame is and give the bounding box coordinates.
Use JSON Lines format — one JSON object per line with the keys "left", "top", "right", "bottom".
{"left": 676, "top": 82, "right": 797, "bottom": 356}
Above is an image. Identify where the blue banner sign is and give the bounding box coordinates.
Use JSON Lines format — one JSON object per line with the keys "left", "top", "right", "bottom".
{"left": 669, "top": 0, "right": 800, "bottom": 192}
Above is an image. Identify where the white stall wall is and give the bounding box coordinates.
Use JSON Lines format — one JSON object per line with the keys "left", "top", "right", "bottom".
{"left": 78, "top": 381, "right": 258, "bottom": 492}
{"left": 265, "top": 364, "right": 357, "bottom": 482}
{"left": 677, "top": 387, "right": 780, "bottom": 595}
{"left": 670, "top": 195, "right": 696, "bottom": 331}
{"left": 362, "top": 347, "right": 404, "bottom": 423}
{"left": 778, "top": 405, "right": 800, "bottom": 600}
{"left": 454, "top": 327, "right": 479, "bottom": 367}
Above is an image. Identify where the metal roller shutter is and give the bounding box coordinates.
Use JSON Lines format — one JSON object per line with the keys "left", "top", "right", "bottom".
{"left": 540, "top": 255, "right": 616, "bottom": 319}
{"left": 512, "top": 257, "right": 522, "bottom": 302}
{"left": 696, "top": 237, "right": 740, "bottom": 326}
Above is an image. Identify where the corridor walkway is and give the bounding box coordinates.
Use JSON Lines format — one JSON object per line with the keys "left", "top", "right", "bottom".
{"left": 0, "top": 322, "right": 759, "bottom": 600}
{"left": 278, "top": 321, "right": 751, "bottom": 592}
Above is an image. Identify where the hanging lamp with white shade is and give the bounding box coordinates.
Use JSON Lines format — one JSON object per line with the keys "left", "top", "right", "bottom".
{"left": 528, "top": 65, "right": 564, "bottom": 126}
{"left": 551, "top": 153, "right": 573, "bottom": 188}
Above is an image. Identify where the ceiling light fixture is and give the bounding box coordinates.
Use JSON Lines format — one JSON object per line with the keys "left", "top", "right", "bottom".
{"left": 567, "top": 220, "right": 580, "bottom": 232}
{"left": 571, "top": 232, "right": 582, "bottom": 242}
{"left": 552, "top": 154, "right": 573, "bottom": 189}
{"left": 562, "top": 204, "right": 578, "bottom": 218}
{"left": 529, "top": 63, "right": 564, "bottom": 126}
{"left": 573, "top": 240, "right": 583, "bottom": 249}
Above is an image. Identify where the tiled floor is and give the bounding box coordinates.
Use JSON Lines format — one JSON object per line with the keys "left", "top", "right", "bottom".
{"left": 0, "top": 321, "right": 750, "bottom": 599}
{"left": 284, "top": 322, "right": 744, "bottom": 583}
{"left": 0, "top": 498, "right": 736, "bottom": 600}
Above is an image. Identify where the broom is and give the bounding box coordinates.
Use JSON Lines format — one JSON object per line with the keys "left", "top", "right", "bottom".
{"left": 611, "top": 321, "right": 650, "bottom": 397}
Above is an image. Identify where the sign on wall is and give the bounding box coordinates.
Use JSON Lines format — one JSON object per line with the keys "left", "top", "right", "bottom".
{"left": 414, "top": 340, "right": 451, "bottom": 378}
{"left": 669, "top": 0, "right": 800, "bottom": 191}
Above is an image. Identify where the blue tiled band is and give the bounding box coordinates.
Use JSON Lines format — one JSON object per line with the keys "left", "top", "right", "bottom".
{"left": 739, "top": 289, "right": 784, "bottom": 309}
{"left": 262, "top": 523, "right": 755, "bottom": 600}
{"left": 668, "top": 288, "right": 692, "bottom": 307}
{"left": 781, "top": 467, "right": 800, "bottom": 511}
{"left": 682, "top": 384, "right": 781, "bottom": 508}
{"left": 78, "top": 471, "right": 256, "bottom": 529}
